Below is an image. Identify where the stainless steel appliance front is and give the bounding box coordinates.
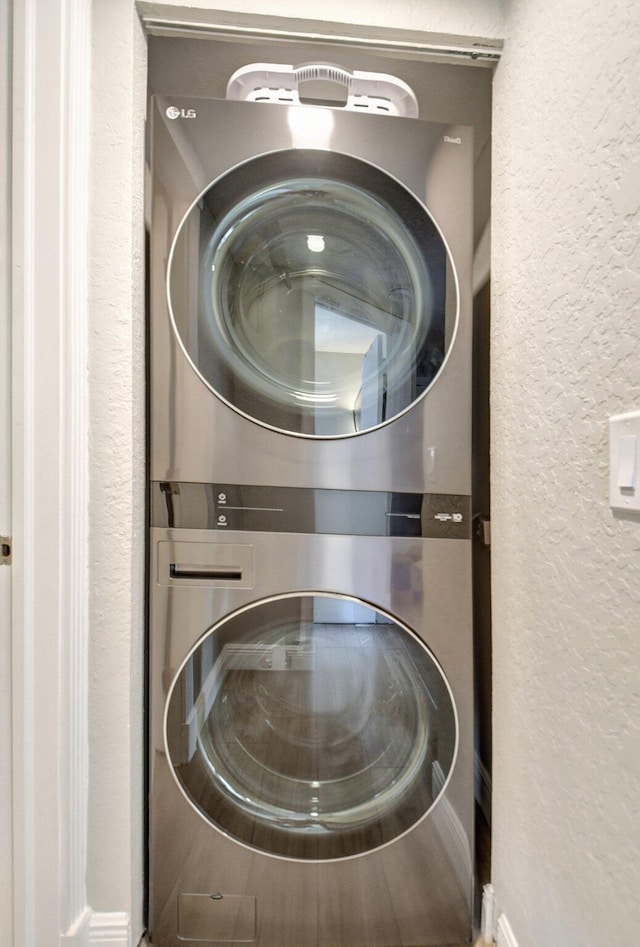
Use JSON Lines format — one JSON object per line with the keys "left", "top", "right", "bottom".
{"left": 148, "top": 525, "right": 474, "bottom": 946}
{"left": 150, "top": 96, "right": 473, "bottom": 492}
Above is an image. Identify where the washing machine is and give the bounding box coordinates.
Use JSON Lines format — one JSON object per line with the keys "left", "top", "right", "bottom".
{"left": 148, "top": 485, "right": 474, "bottom": 946}
{"left": 149, "top": 91, "right": 474, "bottom": 494}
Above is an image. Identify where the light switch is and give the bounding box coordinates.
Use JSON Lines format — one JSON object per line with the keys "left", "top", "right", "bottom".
{"left": 617, "top": 435, "right": 637, "bottom": 490}
{"left": 610, "top": 411, "right": 640, "bottom": 513}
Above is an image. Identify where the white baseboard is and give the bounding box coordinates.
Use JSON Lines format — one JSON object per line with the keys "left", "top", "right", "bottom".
{"left": 496, "top": 913, "right": 519, "bottom": 947}
{"left": 61, "top": 909, "right": 131, "bottom": 947}
{"left": 480, "top": 884, "right": 495, "bottom": 943}
{"left": 89, "top": 912, "right": 131, "bottom": 947}
{"left": 61, "top": 907, "right": 92, "bottom": 946}
{"left": 480, "top": 886, "right": 519, "bottom": 947}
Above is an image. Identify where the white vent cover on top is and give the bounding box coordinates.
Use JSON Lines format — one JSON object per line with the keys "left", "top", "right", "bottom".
{"left": 226, "top": 63, "right": 419, "bottom": 118}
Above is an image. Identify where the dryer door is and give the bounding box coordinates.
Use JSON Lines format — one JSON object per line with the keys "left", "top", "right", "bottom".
{"left": 165, "top": 592, "right": 457, "bottom": 861}
{"left": 167, "top": 150, "right": 456, "bottom": 438}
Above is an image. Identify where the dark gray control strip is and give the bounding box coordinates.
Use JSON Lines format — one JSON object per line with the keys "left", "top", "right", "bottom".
{"left": 152, "top": 482, "right": 471, "bottom": 539}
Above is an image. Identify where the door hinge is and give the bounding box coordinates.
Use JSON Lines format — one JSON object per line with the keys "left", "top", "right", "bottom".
{"left": 474, "top": 514, "right": 491, "bottom": 547}
{"left": 1, "top": 537, "right": 11, "bottom": 565}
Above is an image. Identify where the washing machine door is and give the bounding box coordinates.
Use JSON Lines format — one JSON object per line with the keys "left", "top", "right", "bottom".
{"left": 165, "top": 593, "right": 457, "bottom": 861}
{"left": 167, "top": 150, "right": 456, "bottom": 438}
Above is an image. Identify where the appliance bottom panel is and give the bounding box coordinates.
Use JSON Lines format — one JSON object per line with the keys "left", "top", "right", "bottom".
{"left": 149, "top": 752, "right": 473, "bottom": 947}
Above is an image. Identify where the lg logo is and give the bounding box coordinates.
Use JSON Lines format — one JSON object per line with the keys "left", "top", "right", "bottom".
{"left": 166, "top": 106, "right": 197, "bottom": 120}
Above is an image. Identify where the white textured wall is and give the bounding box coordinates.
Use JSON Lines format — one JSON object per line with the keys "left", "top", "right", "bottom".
{"left": 88, "top": 0, "right": 147, "bottom": 934}
{"left": 491, "top": 2, "right": 640, "bottom": 945}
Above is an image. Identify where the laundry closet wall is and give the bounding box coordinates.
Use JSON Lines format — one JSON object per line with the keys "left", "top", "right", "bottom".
{"left": 82, "top": 1, "right": 640, "bottom": 946}
{"left": 491, "top": 2, "right": 640, "bottom": 945}
{"left": 87, "top": 3, "right": 503, "bottom": 944}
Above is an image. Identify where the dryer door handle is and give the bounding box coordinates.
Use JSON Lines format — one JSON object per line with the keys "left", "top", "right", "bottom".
{"left": 169, "top": 563, "right": 243, "bottom": 581}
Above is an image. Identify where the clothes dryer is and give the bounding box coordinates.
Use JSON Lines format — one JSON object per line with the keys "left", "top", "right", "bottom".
{"left": 149, "top": 96, "right": 473, "bottom": 493}
{"left": 148, "top": 486, "right": 474, "bottom": 946}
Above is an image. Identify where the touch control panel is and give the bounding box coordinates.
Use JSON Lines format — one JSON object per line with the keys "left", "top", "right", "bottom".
{"left": 152, "top": 482, "right": 471, "bottom": 539}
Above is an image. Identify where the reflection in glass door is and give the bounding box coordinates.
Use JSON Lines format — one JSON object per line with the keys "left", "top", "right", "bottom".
{"left": 313, "top": 303, "right": 383, "bottom": 435}
{"left": 165, "top": 594, "right": 457, "bottom": 861}
{"left": 168, "top": 150, "right": 455, "bottom": 438}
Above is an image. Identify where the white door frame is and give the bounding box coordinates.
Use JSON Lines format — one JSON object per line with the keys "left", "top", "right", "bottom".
{"left": 0, "top": 1, "right": 13, "bottom": 945}
{"left": 10, "top": 0, "right": 92, "bottom": 944}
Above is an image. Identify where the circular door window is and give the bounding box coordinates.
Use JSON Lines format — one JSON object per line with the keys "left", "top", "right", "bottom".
{"left": 165, "top": 593, "right": 457, "bottom": 861}
{"left": 168, "top": 150, "right": 457, "bottom": 437}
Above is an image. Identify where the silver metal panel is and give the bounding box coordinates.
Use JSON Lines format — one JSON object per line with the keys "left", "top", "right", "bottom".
{"left": 148, "top": 527, "right": 474, "bottom": 946}
{"left": 139, "top": 7, "right": 503, "bottom": 64}
{"left": 149, "top": 96, "right": 473, "bottom": 492}
{"left": 177, "top": 894, "right": 257, "bottom": 943}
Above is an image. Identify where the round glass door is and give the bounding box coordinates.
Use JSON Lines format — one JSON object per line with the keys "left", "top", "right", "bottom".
{"left": 165, "top": 593, "right": 457, "bottom": 861}
{"left": 168, "top": 150, "right": 457, "bottom": 437}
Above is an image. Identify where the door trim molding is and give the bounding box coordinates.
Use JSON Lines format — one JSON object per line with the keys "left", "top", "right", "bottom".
{"left": 11, "top": 0, "right": 91, "bottom": 944}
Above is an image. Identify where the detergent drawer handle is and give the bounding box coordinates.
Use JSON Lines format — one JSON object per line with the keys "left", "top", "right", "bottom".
{"left": 169, "top": 563, "right": 243, "bottom": 581}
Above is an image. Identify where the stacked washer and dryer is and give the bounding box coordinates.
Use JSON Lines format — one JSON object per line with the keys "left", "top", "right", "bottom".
{"left": 148, "top": 66, "right": 475, "bottom": 947}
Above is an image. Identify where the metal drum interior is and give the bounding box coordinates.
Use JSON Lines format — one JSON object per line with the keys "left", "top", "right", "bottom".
{"left": 165, "top": 593, "right": 457, "bottom": 861}
{"left": 167, "top": 150, "right": 457, "bottom": 438}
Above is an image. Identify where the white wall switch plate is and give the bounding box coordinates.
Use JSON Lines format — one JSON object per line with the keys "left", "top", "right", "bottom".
{"left": 609, "top": 410, "right": 640, "bottom": 513}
